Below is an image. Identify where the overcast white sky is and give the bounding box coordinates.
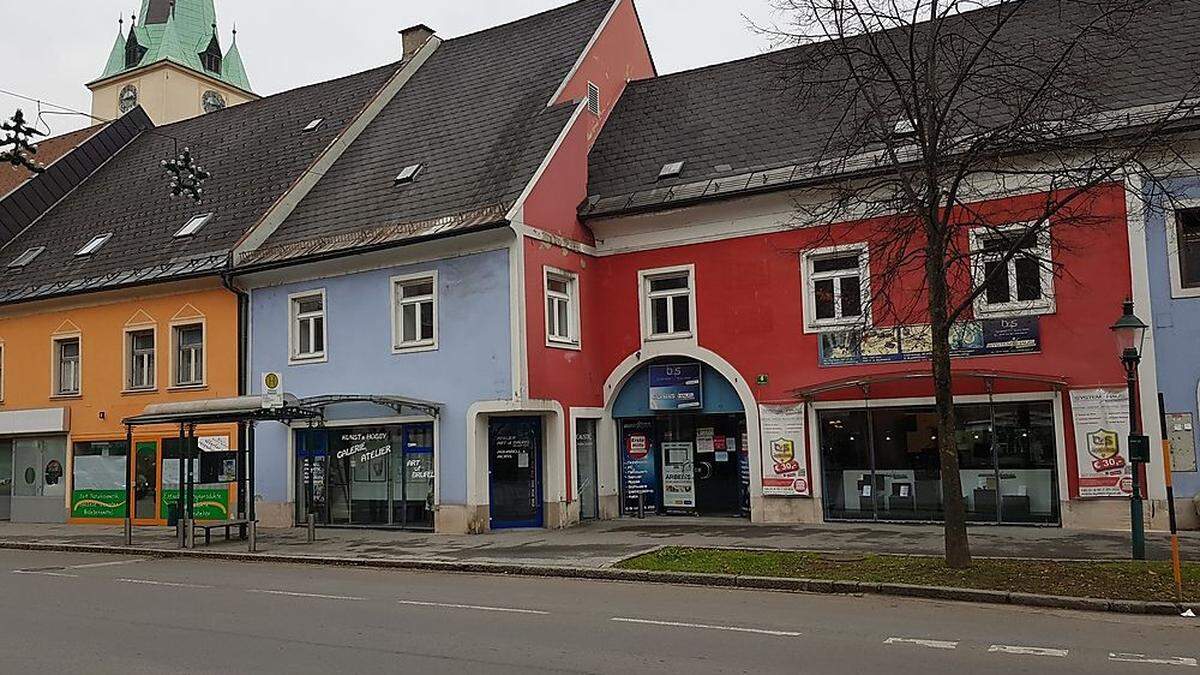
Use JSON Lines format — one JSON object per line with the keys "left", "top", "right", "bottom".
{"left": 0, "top": 0, "right": 781, "bottom": 137}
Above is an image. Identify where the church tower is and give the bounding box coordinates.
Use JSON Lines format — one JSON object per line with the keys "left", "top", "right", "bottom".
{"left": 88, "top": 0, "right": 257, "bottom": 125}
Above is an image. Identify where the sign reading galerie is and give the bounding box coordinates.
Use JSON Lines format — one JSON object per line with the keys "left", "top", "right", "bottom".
{"left": 759, "top": 403, "right": 811, "bottom": 497}
{"left": 1069, "top": 388, "right": 1134, "bottom": 497}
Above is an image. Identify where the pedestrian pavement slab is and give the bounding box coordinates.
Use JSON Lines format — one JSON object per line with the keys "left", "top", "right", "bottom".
{"left": 0, "top": 518, "right": 1194, "bottom": 568}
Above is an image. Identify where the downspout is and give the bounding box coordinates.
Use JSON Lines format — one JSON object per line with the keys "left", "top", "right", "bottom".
{"left": 219, "top": 267, "right": 249, "bottom": 397}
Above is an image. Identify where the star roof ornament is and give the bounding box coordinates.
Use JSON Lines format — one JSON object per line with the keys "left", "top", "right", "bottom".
{"left": 162, "top": 147, "right": 211, "bottom": 203}
{"left": 0, "top": 109, "right": 48, "bottom": 174}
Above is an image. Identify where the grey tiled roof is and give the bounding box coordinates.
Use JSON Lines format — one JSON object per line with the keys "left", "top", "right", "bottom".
{"left": 0, "top": 61, "right": 400, "bottom": 305}
{"left": 246, "top": 0, "right": 614, "bottom": 263}
{"left": 584, "top": 0, "right": 1200, "bottom": 217}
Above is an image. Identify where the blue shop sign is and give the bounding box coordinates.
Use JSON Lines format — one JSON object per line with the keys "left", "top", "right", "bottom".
{"left": 649, "top": 363, "right": 703, "bottom": 411}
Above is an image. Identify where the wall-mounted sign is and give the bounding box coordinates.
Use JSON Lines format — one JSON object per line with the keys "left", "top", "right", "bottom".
{"left": 649, "top": 363, "right": 703, "bottom": 411}
{"left": 262, "top": 372, "right": 284, "bottom": 409}
{"left": 1070, "top": 388, "right": 1133, "bottom": 498}
{"left": 759, "top": 403, "right": 811, "bottom": 497}
{"left": 819, "top": 316, "right": 1040, "bottom": 367}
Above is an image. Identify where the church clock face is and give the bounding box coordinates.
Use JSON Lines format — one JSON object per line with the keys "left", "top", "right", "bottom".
{"left": 118, "top": 85, "right": 138, "bottom": 114}
{"left": 202, "top": 90, "right": 227, "bottom": 114}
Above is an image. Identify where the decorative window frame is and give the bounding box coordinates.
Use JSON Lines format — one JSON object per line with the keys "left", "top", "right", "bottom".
{"left": 1165, "top": 199, "right": 1200, "bottom": 299}
{"left": 168, "top": 318, "right": 207, "bottom": 389}
{"left": 391, "top": 271, "right": 439, "bottom": 354}
{"left": 969, "top": 223, "right": 1056, "bottom": 319}
{"left": 50, "top": 332, "right": 82, "bottom": 399}
{"left": 122, "top": 324, "right": 158, "bottom": 393}
{"left": 637, "top": 264, "right": 697, "bottom": 343}
{"left": 544, "top": 266, "right": 581, "bottom": 350}
{"left": 799, "top": 243, "right": 872, "bottom": 334}
{"left": 288, "top": 289, "right": 328, "bottom": 365}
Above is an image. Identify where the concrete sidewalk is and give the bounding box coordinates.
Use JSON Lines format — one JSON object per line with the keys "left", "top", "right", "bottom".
{"left": 0, "top": 518, "right": 1195, "bottom": 568}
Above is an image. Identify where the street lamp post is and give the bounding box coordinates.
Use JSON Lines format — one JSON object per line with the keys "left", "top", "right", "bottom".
{"left": 1110, "top": 299, "right": 1149, "bottom": 561}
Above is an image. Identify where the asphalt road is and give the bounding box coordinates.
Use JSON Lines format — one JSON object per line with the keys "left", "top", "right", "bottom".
{"left": 0, "top": 548, "right": 1196, "bottom": 674}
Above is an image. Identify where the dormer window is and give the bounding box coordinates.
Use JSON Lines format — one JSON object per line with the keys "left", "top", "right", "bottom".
{"left": 199, "top": 35, "right": 223, "bottom": 74}
{"left": 658, "top": 161, "right": 684, "bottom": 180}
{"left": 175, "top": 214, "right": 213, "bottom": 238}
{"left": 125, "top": 32, "right": 147, "bottom": 69}
{"left": 303, "top": 118, "right": 324, "bottom": 132}
{"left": 395, "top": 164, "right": 423, "bottom": 185}
{"left": 75, "top": 233, "right": 113, "bottom": 257}
{"left": 7, "top": 246, "right": 45, "bottom": 269}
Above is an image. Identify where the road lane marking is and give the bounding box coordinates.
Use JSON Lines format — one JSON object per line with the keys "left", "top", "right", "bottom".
{"left": 884, "top": 637, "right": 958, "bottom": 650}
{"left": 1110, "top": 653, "right": 1198, "bottom": 667}
{"left": 13, "top": 570, "right": 78, "bottom": 578}
{"left": 397, "top": 600, "right": 549, "bottom": 615}
{"left": 67, "top": 559, "right": 147, "bottom": 570}
{"left": 116, "top": 579, "right": 211, "bottom": 589}
{"left": 251, "top": 590, "right": 365, "bottom": 601}
{"left": 610, "top": 617, "right": 801, "bottom": 638}
{"left": 988, "top": 645, "right": 1068, "bottom": 658}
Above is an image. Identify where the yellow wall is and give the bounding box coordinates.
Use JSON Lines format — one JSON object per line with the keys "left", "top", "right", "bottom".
{"left": 0, "top": 281, "right": 241, "bottom": 520}
{"left": 90, "top": 62, "right": 255, "bottom": 125}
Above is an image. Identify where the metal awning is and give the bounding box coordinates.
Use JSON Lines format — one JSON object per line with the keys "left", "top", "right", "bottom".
{"left": 299, "top": 394, "right": 442, "bottom": 419}
{"left": 793, "top": 368, "right": 1069, "bottom": 400}
{"left": 123, "top": 394, "right": 322, "bottom": 426}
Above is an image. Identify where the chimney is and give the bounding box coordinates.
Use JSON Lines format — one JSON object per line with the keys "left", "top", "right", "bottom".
{"left": 401, "top": 24, "right": 435, "bottom": 61}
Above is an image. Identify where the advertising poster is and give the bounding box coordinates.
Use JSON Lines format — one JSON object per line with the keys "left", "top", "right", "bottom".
{"left": 1070, "top": 388, "right": 1134, "bottom": 497}
{"left": 819, "top": 316, "right": 1040, "bottom": 367}
{"left": 661, "top": 441, "right": 696, "bottom": 511}
{"left": 649, "top": 363, "right": 703, "bottom": 411}
{"left": 759, "top": 403, "right": 811, "bottom": 496}
{"left": 621, "top": 420, "right": 659, "bottom": 513}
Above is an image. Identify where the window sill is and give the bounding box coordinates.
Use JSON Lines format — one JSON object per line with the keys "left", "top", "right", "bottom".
{"left": 168, "top": 384, "right": 207, "bottom": 392}
{"left": 288, "top": 354, "right": 328, "bottom": 366}
{"left": 50, "top": 393, "right": 82, "bottom": 400}
{"left": 803, "top": 319, "right": 868, "bottom": 335}
{"left": 122, "top": 387, "right": 159, "bottom": 396}
{"left": 973, "top": 302, "right": 1054, "bottom": 320}
{"left": 1170, "top": 284, "right": 1200, "bottom": 300}
{"left": 393, "top": 343, "right": 438, "bottom": 355}
{"left": 644, "top": 332, "right": 693, "bottom": 342}
{"left": 546, "top": 337, "right": 581, "bottom": 351}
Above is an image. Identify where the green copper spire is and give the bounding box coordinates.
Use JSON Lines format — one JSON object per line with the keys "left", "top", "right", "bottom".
{"left": 92, "top": 0, "right": 253, "bottom": 94}
{"left": 100, "top": 22, "right": 128, "bottom": 79}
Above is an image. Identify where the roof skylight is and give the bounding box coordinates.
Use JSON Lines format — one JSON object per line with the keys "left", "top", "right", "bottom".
{"left": 303, "top": 118, "right": 324, "bottom": 132}
{"left": 75, "top": 233, "right": 113, "bottom": 257}
{"left": 658, "top": 161, "right": 685, "bottom": 180}
{"left": 6, "top": 246, "right": 45, "bottom": 269}
{"left": 394, "top": 163, "right": 423, "bottom": 184}
{"left": 175, "top": 213, "right": 214, "bottom": 238}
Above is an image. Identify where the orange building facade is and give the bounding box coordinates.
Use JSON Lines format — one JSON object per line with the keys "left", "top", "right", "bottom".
{"left": 0, "top": 280, "right": 240, "bottom": 524}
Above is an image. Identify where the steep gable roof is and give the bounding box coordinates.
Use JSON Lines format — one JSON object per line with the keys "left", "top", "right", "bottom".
{"left": 583, "top": 0, "right": 1200, "bottom": 218}
{"left": 0, "top": 63, "right": 398, "bottom": 305}
{"left": 242, "top": 0, "right": 614, "bottom": 265}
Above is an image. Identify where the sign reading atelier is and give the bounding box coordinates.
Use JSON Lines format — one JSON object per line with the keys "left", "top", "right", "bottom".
{"left": 759, "top": 403, "right": 811, "bottom": 497}
{"left": 649, "top": 363, "right": 703, "bottom": 411}
{"left": 818, "top": 316, "right": 1041, "bottom": 367}
{"left": 1070, "top": 388, "right": 1134, "bottom": 497}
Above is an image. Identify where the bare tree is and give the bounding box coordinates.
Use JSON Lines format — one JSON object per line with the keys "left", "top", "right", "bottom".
{"left": 766, "top": 0, "right": 1200, "bottom": 567}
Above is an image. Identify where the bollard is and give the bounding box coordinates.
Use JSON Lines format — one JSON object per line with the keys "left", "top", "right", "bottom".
{"left": 248, "top": 521, "right": 257, "bottom": 553}
{"left": 306, "top": 512, "right": 316, "bottom": 544}
{"left": 177, "top": 518, "right": 186, "bottom": 549}
{"left": 184, "top": 518, "right": 194, "bottom": 550}
{"left": 124, "top": 517, "right": 132, "bottom": 546}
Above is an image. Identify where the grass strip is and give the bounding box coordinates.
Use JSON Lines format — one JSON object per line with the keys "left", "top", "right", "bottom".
{"left": 616, "top": 547, "right": 1200, "bottom": 603}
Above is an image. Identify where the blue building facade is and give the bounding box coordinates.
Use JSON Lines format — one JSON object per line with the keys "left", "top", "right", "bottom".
{"left": 1143, "top": 175, "right": 1200, "bottom": 527}
{"left": 244, "top": 244, "right": 513, "bottom": 531}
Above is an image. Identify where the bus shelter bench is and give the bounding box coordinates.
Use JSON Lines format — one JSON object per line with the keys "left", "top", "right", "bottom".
{"left": 192, "top": 519, "right": 253, "bottom": 545}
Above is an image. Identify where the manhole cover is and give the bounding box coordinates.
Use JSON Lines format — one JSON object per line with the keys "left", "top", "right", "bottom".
{"left": 820, "top": 553, "right": 866, "bottom": 563}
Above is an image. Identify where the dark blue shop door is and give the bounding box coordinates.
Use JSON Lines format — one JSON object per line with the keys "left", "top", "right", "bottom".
{"left": 488, "top": 417, "right": 543, "bottom": 529}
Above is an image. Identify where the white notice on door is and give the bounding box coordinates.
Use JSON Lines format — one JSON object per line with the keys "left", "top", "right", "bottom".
{"left": 696, "top": 428, "right": 715, "bottom": 454}
{"left": 517, "top": 452, "right": 529, "bottom": 469}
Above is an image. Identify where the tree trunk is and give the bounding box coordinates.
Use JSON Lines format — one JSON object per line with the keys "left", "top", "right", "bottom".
{"left": 925, "top": 236, "right": 972, "bottom": 569}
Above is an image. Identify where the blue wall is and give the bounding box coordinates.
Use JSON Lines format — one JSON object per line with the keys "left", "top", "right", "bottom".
{"left": 248, "top": 248, "right": 512, "bottom": 505}
{"left": 1145, "top": 177, "right": 1200, "bottom": 500}
{"left": 613, "top": 361, "right": 744, "bottom": 418}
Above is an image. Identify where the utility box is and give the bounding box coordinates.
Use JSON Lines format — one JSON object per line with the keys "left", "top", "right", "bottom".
{"left": 1166, "top": 413, "right": 1197, "bottom": 472}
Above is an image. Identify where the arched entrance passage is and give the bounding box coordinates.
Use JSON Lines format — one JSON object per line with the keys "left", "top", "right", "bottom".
{"left": 608, "top": 356, "right": 751, "bottom": 518}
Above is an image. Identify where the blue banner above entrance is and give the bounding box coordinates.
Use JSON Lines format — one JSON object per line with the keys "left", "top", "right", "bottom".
{"left": 649, "top": 363, "right": 703, "bottom": 411}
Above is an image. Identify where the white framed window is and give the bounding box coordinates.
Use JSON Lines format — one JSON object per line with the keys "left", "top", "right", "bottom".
{"left": 125, "top": 328, "right": 156, "bottom": 391}
{"left": 544, "top": 267, "right": 580, "bottom": 348}
{"left": 801, "top": 244, "right": 871, "bottom": 333}
{"left": 640, "top": 265, "right": 695, "bottom": 341}
{"left": 970, "top": 224, "right": 1055, "bottom": 318}
{"left": 392, "top": 272, "right": 438, "bottom": 353}
{"left": 53, "top": 336, "right": 81, "bottom": 397}
{"left": 1166, "top": 203, "right": 1200, "bottom": 299}
{"left": 289, "top": 290, "right": 327, "bottom": 363}
{"left": 172, "top": 323, "right": 205, "bottom": 387}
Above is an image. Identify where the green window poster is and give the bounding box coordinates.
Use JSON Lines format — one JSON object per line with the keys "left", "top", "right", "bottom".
{"left": 71, "top": 441, "right": 129, "bottom": 519}
{"left": 160, "top": 488, "right": 231, "bottom": 520}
